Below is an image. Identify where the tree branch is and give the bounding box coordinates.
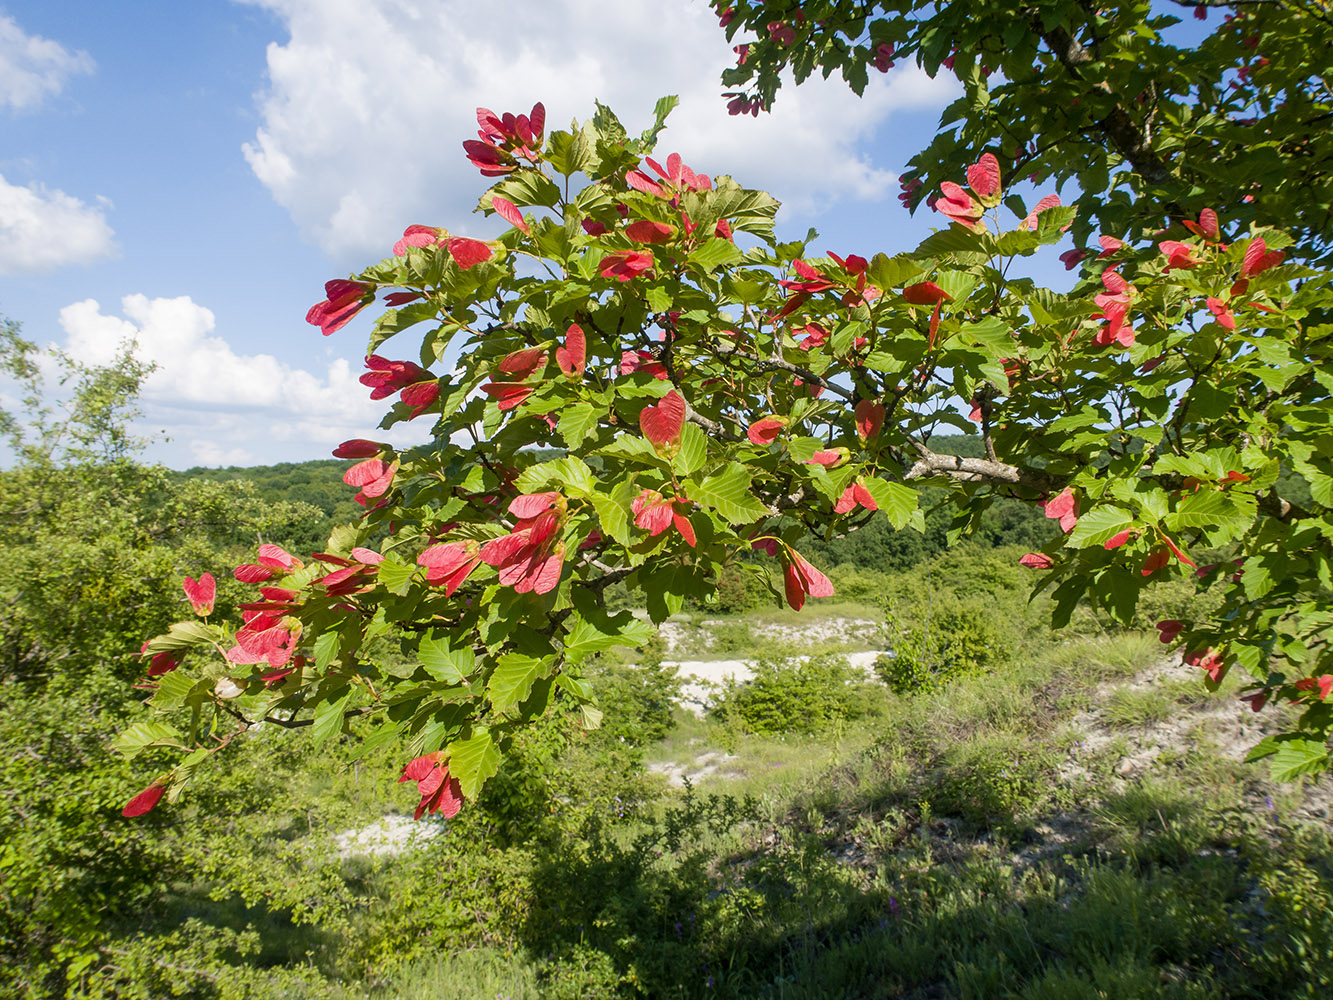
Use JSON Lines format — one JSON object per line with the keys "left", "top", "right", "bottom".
{"left": 709, "top": 342, "right": 854, "bottom": 401}
{"left": 904, "top": 448, "right": 1063, "bottom": 491}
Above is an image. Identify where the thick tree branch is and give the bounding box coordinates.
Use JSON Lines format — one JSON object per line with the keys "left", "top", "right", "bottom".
{"left": 904, "top": 447, "right": 1063, "bottom": 492}
{"left": 1038, "top": 23, "right": 1174, "bottom": 188}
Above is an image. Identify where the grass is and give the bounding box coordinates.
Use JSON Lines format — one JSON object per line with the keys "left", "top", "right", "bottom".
{"left": 99, "top": 624, "right": 1333, "bottom": 999}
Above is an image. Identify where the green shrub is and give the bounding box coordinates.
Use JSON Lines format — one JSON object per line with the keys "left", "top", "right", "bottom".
{"left": 712, "top": 653, "right": 868, "bottom": 735}
{"left": 709, "top": 563, "right": 778, "bottom": 614}
{"left": 877, "top": 591, "right": 1017, "bottom": 694}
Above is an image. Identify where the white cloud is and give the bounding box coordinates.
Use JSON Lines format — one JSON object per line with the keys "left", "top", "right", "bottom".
{"left": 241, "top": 0, "right": 959, "bottom": 260}
{"left": 56, "top": 294, "right": 427, "bottom": 465}
{"left": 0, "top": 13, "right": 94, "bottom": 111}
{"left": 0, "top": 173, "right": 116, "bottom": 273}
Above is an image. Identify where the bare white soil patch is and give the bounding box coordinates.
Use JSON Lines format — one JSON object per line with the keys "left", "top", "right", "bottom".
{"left": 666, "top": 648, "right": 886, "bottom": 715}
{"left": 647, "top": 751, "right": 741, "bottom": 788}
{"left": 657, "top": 616, "right": 883, "bottom": 656}
{"left": 332, "top": 814, "right": 444, "bottom": 858}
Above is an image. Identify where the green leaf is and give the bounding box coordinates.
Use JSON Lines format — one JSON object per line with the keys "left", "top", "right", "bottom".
{"left": 419, "top": 634, "right": 473, "bottom": 684}
{"left": 995, "top": 230, "right": 1044, "bottom": 256}
{"left": 559, "top": 402, "right": 599, "bottom": 450}
{"left": 1067, "top": 506, "right": 1135, "bottom": 548}
{"left": 447, "top": 728, "right": 502, "bottom": 798}
{"left": 314, "top": 630, "right": 342, "bottom": 669}
{"left": 370, "top": 300, "right": 439, "bottom": 352}
{"left": 1168, "top": 489, "right": 1253, "bottom": 540}
{"left": 860, "top": 478, "right": 917, "bottom": 529}
{"left": 689, "top": 463, "right": 771, "bottom": 525}
{"left": 545, "top": 125, "right": 596, "bottom": 176}
{"left": 914, "top": 225, "right": 996, "bottom": 257}
{"left": 311, "top": 687, "right": 352, "bottom": 747}
{"left": 112, "top": 721, "right": 184, "bottom": 759}
{"left": 1036, "top": 205, "right": 1078, "bottom": 236}
{"left": 1270, "top": 738, "right": 1329, "bottom": 781}
{"left": 644, "top": 284, "right": 673, "bottom": 313}
{"left": 867, "top": 253, "right": 925, "bottom": 290}
{"left": 564, "top": 611, "right": 655, "bottom": 662}
{"left": 960, "top": 316, "right": 1014, "bottom": 354}
{"left": 515, "top": 456, "right": 597, "bottom": 497}
{"left": 142, "top": 621, "right": 224, "bottom": 654}
{"left": 673, "top": 422, "right": 708, "bottom": 477}
{"left": 596, "top": 434, "right": 662, "bottom": 465}
{"left": 490, "top": 169, "right": 561, "bottom": 208}
{"left": 377, "top": 558, "right": 417, "bottom": 596}
{"left": 705, "top": 180, "right": 780, "bottom": 240}
{"left": 690, "top": 237, "right": 743, "bottom": 274}
{"left": 637, "top": 94, "right": 679, "bottom": 152}
{"left": 580, "top": 704, "right": 604, "bottom": 730}
{"left": 150, "top": 671, "right": 202, "bottom": 711}
{"left": 591, "top": 478, "right": 635, "bottom": 546}
{"left": 488, "top": 653, "right": 547, "bottom": 715}
{"left": 642, "top": 561, "right": 694, "bottom": 623}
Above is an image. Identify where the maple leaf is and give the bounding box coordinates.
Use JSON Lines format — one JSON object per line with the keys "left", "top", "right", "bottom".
{"left": 122, "top": 783, "right": 166, "bottom": 818}
{"left": 556, "top": 323, "right": 586, "bottom": 377}
{"left": 781, "top": 546, "right": 834, "bottom": 611}
{"left": 640, "top": 390, "right": 686, "bottom": 449}
{"left": 306, "top": 279, "right": 373, "bottom": 336}
{"left": 491, "top": 195, "right": 529, "bottom": 234}
{"left": 182, "top": 574, "right": 215, "bottom": 616}
{"left": 853, "top": 399, "right": 884, "bottom": 442}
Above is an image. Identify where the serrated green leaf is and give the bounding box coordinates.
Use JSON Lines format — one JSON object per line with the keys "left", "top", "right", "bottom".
{"left": 346, "top": 719, "right": 407, "bottom": 762}
{"left": 960, "top": 316, "right": 1014, "bottom": 353}
{"left": 645, "top": 284, "right": 673, "bottom": 313}
{"left": 595, "top": 434, "right": 662, "bottom": 465}
{"left": 995, "top": 230, "right": 1044, "bottom": 255}
{"left": 673, "top": 422, "right": 707, "bottom": 476}
{"left": 112, "top": 721, "right": 185, "bottom": 759}
{"left": 1168, "top": 489, "right": 1252, "bottom": 540}
{"left": 377, "top": 558, "right": 417, "bottom": 596}
{"left": 560, "top": 402, "right": 599, "bottom": 450}
{"left": 490, "top": 170, "right": 561, "bottom": 208}
{"left": 314, "top": 629, "right": 342, "bottom": 669}
{"left": 637, "top": 94, "right": 679, "bottom": 152}
{"left": 1067, "top": 506, "right": 1135, "bottom": 548}
{"left": 419, "top": 635, "right": 473, "bottom": 684}
{"left": 690, "top": 237, "right": 743, "bottom": 274}
{"left": 564, "top": 611, "right": 655, "bottom": 662}
{"left": 580, "top": 704, "right": 604, "bottom": 730}
{"left": 447, "top": 728, "right": 502, "bottom": 798}
{"left": 860, "top": 478, "right": 918, "bottom": 529}
{"left": 689, "top": 463, "right": 771, "bottom": 525}
{"left": 867, "top": 253, "right": 925, "bottom": 290}
{"left": 150, "top": 671, "right": 201, "bottom": 711}
{"left": 311, "top": 687, "right": 352, "bottom": 747}
{"left": 488, "top": 653, "right": 547, "bottom": 715}
{"left": 591, "top": 478, "right": 635, "bottom": 546}
{"left": 914, "top": 225, "right": 996, "bottom": 257}
{"left": 142, "top": 621, "right": 224, "bottom": 655}
{"left": 515, "top": 456, "right": 597, "bottom": 497}
{"left": 370, "top": 300, "right": 439, "bottom": 352}
{"left": 1270, "top": 738, "right": 1329, "bottom": 781}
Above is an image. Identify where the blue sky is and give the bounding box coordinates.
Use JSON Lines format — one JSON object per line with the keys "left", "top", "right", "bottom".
{"left": 0, "top": 0, "right": 1072, "bottom": 469}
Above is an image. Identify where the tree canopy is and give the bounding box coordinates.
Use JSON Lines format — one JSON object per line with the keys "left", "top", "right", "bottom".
{"left": 716, "top": 0, "right": 1333, "bottom": 257}
{"left": 119, "top": 4, "right": 1333, "bottom": 822}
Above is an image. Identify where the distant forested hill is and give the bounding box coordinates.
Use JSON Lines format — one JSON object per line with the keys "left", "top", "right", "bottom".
{"left": 174, "top": 459, "right": 358, "bottom": 552}
{"left": 173, "top": 436, "right": 1050, "bottom": 572}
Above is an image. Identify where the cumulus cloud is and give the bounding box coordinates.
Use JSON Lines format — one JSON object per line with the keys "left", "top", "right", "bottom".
{"left": 241, "top": 0, "right": 958, "bottom": 259}
{"left": 0, "top": 174, "right": 116, "bottom": 274}
{"left": 57, "top": 294, "right": 427, "bottom": 465}
{"left": 0, "top": 13, "right": 94, "bottom": 111}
